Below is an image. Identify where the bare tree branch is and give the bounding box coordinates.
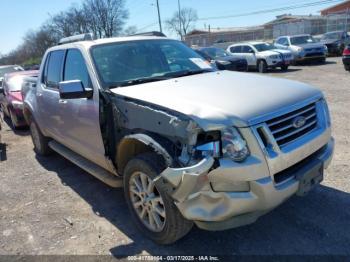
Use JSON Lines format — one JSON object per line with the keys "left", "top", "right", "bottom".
{"left": 166, "top": 8, "right": 198, "bottom": 39}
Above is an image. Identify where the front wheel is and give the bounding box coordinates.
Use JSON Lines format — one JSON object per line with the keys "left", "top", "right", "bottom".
{"left": 124, "top": 153, "right": 193, "bottom": 245}
{"left": 258, "top": 60, "right": 268, "bottom": 73}
{"left": 319, "top": 57, "right": 326, "bottom": 64}
{"left": 281, "top": 65, "right": 289, "bottom": 71}
{"left": 30, "top": 120, "right": 51, "bottom": 156}
{"left": 9, "top": 109, "right": 19, "bottom": 129}
{"left": 1, "top": 105, "right": 8, "bottom": 120}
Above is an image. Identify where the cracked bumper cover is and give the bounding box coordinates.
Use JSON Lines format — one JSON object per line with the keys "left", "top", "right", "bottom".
{"left": 160, "top": 138, "right": 334, "bottom": 231}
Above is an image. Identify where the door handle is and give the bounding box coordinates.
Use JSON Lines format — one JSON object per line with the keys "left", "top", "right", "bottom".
{"left": 59, "top": 99, "right": 68, "bottom": 104}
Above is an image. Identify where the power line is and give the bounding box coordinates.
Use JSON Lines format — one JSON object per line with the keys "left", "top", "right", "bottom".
{"left": 136, "top": 21, "right": 158, "bottom": 32}
{"left": 197, "top": 0, "right": 344, "bottom": 21}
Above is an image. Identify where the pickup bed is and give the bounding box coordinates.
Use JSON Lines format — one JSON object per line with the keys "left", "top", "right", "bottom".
{"left": 23, "top": 33, "right": 334, "bottom": 244}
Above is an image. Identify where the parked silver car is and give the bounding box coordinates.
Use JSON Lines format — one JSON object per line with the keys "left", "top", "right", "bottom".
{"left": 274, "top": 34, "right": 328, "bottom": 63}
{"left": 24, "top": 33, "right": 334, "bottom": 244}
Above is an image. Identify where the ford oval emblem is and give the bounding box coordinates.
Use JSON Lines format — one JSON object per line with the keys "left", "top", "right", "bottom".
{"left": 293, "top": 116, "right": 307, "bottom": 129}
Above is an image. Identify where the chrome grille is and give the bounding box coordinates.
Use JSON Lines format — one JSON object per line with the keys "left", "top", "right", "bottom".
{"left": 266, "top": 103, "right": 318, "bottom": 147}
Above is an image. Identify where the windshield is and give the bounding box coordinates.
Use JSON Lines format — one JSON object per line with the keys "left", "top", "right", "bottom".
{"left": 290, "top": 35, "right": 316, "bottom": 45}
{"left": 322, "top": 32, "right": 342, "bottom": 40}
{"left": 91, "top": 40, "right": 214, "bottom": 88}
{"left": 0, "top": 66, "right": 23, "bottom": 78}
{"left": 201, "top": 48, "right": 231, "bottom": 58}
{"left": 253, "top": 43, "right": 275, "bottom": 52}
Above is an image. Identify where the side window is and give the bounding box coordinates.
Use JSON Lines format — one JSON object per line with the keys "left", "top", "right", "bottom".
{"left": 277, "top": 38, "right": 289, "bottom": 46}
{"left": 64, "top": 49, "right": 91, "bottom": 89}
{"left": 230, "top": 46, "right": 241, "bottom": 53}
{"left": 242, "top": 46, "right": 254, "bottom": 53}
{"left": 46, "top": 50, "right": 65, "bottom": 88}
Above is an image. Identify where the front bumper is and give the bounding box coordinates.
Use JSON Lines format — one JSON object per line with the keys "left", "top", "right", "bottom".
{"left": 268, "top": 60, "right": 292, "bottom": 68}
{"left": 296, "top": 53, "right": 326, "bottom": 61}
{"left": 159, "top": 137, "right": 334, "bottom": 231}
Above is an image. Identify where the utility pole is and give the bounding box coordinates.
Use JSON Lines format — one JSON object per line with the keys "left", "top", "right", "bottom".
{"left": 178, "top": 0, "right": 183, "bottom": 40}
{"left": 156, "top": 0, "right": 163, "bottom": 33}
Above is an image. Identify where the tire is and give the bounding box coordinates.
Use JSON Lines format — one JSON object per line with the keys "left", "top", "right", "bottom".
{"left": 1, "top": 105, "right": 8, "bottom": 120}
{"left": 9, "top": 109, "right": 19, "bottom": 129}
{"left": 258, "top": 60, "right": 268, "bottom": 73}
{"left": 319, "top": 57, "right": 326, "bottom": 64}
{"left": 30, "top": 120, "right": 51, "bottom": 156}
{"left": 124, "top": 153, "right": 193, "bottom": 245}
{"left": 281, "top": 65, "right": 289, "bottom": 71}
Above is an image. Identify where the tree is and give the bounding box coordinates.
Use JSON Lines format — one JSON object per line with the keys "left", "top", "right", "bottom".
{"left": 166, "top": 8, "right": 198, "bottom": 39}
{"left": 0, "top": 0, "right": 130, "bottom": 66}
{"left": 83, "top": 0, "right": 129, "bottom": 38}
{"left": 123, "top": 26, "right": 138, "bottom": 36}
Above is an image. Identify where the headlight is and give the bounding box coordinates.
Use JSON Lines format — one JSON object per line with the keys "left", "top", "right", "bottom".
{"left": 322, "top": 99, "right": 331, "bottom": 127}
{"left": 217, "top": 60, "right": 231, "bottom": 65}
{"left": 222, "top": 128, "right": 249, "bottom": 162}
{"left": 324, "top": 45, "right": 328, "bottom": 52}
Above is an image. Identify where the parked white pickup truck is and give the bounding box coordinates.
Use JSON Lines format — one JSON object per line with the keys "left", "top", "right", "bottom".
{"left": 23, "top": 33, "right": 334, "bottom": 244}
{"left": 227, "top": 42, "right": 294, "bottom": 73}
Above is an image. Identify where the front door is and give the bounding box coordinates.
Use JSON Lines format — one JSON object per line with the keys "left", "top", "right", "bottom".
{"left": 57, "top": 48, "right": 107, "bottom": 167}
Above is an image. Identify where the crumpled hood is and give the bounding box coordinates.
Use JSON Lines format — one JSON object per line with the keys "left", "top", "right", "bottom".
{"left": 112, "top": 71, "right": 322, "bottom": 129}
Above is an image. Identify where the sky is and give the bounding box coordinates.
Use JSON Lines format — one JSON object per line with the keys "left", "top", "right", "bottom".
{"left": 0, "top": 0, "right": 342, "bottom": 54}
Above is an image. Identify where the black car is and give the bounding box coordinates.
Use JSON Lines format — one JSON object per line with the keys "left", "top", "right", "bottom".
{"left": 343, "top": 45, "right": 350, "bottom": 72}
{"left": 195, "top": 47, "right": 248, "bottom": 72}
{"left": 321, "top": 31, "right": 350, "bottom": 56}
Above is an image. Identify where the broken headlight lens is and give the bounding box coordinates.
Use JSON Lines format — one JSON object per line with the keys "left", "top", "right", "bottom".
{"left": 222, "top": 128, "right": 249, "bottom": 162}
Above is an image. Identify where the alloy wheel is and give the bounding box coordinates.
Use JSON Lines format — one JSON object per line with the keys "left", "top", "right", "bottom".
{"left": 129, "top": 171, "right": 166, "bottom": 232}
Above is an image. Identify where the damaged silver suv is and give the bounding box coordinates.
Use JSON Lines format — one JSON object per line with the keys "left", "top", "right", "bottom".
{"left": 23, "top": 33, "right": 334, "bottom": 244}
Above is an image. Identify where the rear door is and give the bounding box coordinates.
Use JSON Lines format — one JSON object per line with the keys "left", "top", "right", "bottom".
{"left": 228, "top": 45, "right": 243, "bottom": 59}
{"left": 241, "top": 45, "right": 256, "bottom": 66}
{"left": 37, "top": 50, "right": 65, "bottom": 138}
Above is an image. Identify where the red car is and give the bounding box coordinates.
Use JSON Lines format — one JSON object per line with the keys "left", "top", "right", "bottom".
{"left": 0, "top": 70, "right": 39, "bottom": 128}
{"left": 343, "top": 45, "right": 350, "bottom": 72}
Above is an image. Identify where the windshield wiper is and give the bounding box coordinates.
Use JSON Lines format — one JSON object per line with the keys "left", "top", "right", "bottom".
{"left": 165, "top": 69, "right": 213, "bottom": 78}
{"left": 107, "top": 69, "right": 213, "bottom": 89}
{"left": 108, "top": 76, "right": 171, "bottom": 88}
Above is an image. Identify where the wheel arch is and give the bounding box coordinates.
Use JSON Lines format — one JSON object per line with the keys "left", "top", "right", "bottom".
{"left": 23, "top": 104, "right": 33, "bottom": 124}
{"left": 116, "top": 133, "right": 174, "bottom": 175}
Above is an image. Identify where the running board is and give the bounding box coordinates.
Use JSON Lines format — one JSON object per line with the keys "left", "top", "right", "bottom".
{"left": 49, "top": 141, "right": 123, "bottom": 188}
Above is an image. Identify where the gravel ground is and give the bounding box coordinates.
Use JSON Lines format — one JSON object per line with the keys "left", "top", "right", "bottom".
{"left": 0, "top": 57, "right": 349, "bottom": 257}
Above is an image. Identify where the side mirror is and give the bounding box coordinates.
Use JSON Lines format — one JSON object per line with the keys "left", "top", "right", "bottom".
{"left": 59, "top": 80, "right": 93, "bottom": 100}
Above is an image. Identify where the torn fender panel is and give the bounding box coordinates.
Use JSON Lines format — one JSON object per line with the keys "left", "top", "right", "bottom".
{"left": 112, "top": 96, "right": 199, "bottom": 142}
{"left": 124, "top": 134, "right": 173, "bottom": 167}
{"left": 157, "top": 157, "right": 215, "bottom": 202}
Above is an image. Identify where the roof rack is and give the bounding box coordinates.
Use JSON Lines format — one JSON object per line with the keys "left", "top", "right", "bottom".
{"left": 58, "top": 33, "right": 94, "bottom": 45}
{"left": 129, "top": 31, "right": 167, "bottom": 37}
